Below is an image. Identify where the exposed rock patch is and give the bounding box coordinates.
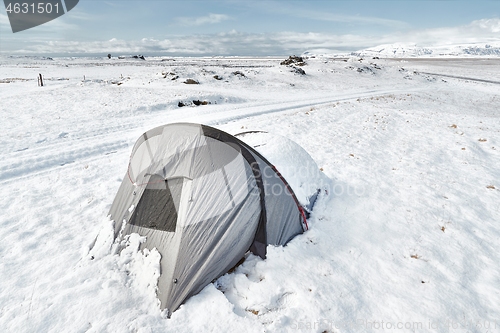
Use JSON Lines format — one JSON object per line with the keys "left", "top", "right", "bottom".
{"left": 232, "top": 71, "right": 246, "bottom": 77}
{"left": 280, "top": 55, "right": 306, "bottom": 66}
{"left": 178, "top": 100, "right": 213, "bottom": 107}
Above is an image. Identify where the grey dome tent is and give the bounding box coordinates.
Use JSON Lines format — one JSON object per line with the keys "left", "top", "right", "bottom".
{"left": 107, "top": 123, "right": 323, "bottom": 316}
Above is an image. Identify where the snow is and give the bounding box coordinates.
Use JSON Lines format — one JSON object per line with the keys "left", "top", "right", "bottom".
{"left": 352, "top": 42, "right": 500, "bottom": 58}
{"left": 1, "top": 54, "right": 500, "bottom": 332}
{"left": 234, "top": 131, "right": 330, "bottom": 207}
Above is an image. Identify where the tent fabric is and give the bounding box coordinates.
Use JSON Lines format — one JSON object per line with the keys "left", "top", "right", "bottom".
{"left": 233, "top": 130, "right": 326, "bottom": 211}
{"left": 107, "top": 123, "right": 317, "bottom": 315}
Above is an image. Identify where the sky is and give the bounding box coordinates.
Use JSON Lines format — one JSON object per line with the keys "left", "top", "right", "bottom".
{"left": 0, "top": 0, "right": 500, "bottom": 56}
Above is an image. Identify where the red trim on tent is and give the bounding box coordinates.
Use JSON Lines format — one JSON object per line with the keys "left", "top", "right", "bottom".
{"left": 271, "top": 165, "right": 309, "bottom": 231}
{"left": 299, "top": 206, "right": 309, "bottom": 231}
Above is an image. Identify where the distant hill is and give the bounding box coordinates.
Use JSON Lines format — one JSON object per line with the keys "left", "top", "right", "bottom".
{"left": 352, "top": 42, "right": 500, "bottom": 58}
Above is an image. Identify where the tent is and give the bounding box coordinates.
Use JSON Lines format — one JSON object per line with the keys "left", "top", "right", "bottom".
{"left": 107, "top": 123, "right": 324, "bottom": 316}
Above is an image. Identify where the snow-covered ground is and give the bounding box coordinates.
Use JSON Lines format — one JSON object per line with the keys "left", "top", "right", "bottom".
{"left": 1, "top": 55, "right": 499, "bottom": 333}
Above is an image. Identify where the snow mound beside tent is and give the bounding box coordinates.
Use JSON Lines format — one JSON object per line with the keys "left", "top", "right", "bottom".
{"left": 234, "top": 131, "right": 330, "bottom": 209}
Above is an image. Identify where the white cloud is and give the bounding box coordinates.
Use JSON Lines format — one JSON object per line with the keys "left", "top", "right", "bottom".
{"left": 396, "top": 18, "right": 500, "bottom": 46}
{"left": 104, "top": 2, "right": 121, "bottom": 8}
{"left": 175, "top": 13, "right": 230, "bottom": 27}
{"left": 470, "top": 18, "right": 500, "bottom": 32}
{"left": 0, "top": 11, "right": 80, "bottom": 43}
{"left": 0, "top": 31, "right": 380, "bottom": 56}
{"left": 289, "top": 8, "right": 409, "bottom": 29}
{"left": 64, "top": 7, "right": 95, "bottom": 22}
{"left": 239, "top": 1, "right": 409, "bottom": 30}
{"left": 2, "top": 18, "right": 500, "bottom": 56}
{"left": 0, "top": 12, "right": 10, "bottom": 27}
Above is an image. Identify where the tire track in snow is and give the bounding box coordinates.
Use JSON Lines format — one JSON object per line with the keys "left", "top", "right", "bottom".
{"left": 150, "top": 88, "right": 421, "bottom": 127}
{"left": 419, "top": 72, "right": 500, "bottom": 85}
{"left": 0, "top": 88, "right": 420, "bottom": 184}
{"left": 0, "top": 139, "right": 129, "bottom": 184}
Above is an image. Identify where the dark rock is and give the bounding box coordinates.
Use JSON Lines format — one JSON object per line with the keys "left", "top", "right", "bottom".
{"left": 184, "top": 79, "right": 199, "bottom": 84}
{"left": 232, "top": 71, "right": 245, "bottom": 77}
{"left": 291, "top": 66, "right": 306, "bottom": 75}
{"left": 192, "top": 100, "right": 209, "bottom": 106}
{"left": 179, "top": 100, "right": 210, "bottom": 107}
{"left": 162, "top": 72, "right": 179, "bottom": 80}
{"left": 356, "top": 66, "right": 374, "bottom": 74}
{"left": 280, "top": 55, "right": 306, "bottom": 66}
{"left": 213, "top": 75, "right": 223, "bottom": 80}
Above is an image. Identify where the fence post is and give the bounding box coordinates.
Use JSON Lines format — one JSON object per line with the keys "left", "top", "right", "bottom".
{"left": 38, "top": 73, "right": 44, "bottom": 87}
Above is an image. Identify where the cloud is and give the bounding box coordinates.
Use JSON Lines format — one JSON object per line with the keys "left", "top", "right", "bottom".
{"left": 0, "top": 31, "right": 341, "bottom": 55}
{"left": 312, "top": 12, "right": 408, "bottom": 28}
{"left": 470, "top": 18, "right": 500, "bottom": 33}
{"left": 239, "top": 1, "right": 409, "bottom": 30}
{"left": 0, "top": 30, "right": 388, "bottom": 56}
{"left": 0, "top": 12, "right": 11, "bottom": 28}
{"left": 175, "top": 13, "right": 230, "bottom": 27}
{"left": 286, "top": 8, "right": 408, "bottom": 30}
{"left": 4, "top": 12, "right": 80, "bottom": 35}
{"left": 2, "top": 18, "right": 500, "bottom": 56}
{"left": 396, "top": 18, "right": 500, "bottom": 46}
{"left": 104, "top": 2, "right": 121, "bottom": 7}
{"left": 64, "top": 7, "right": 95, "bottom": 22}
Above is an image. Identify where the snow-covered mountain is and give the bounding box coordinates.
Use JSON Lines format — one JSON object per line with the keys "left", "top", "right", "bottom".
{"left": 353, "top": 42, "right": 500, "bottom": 58}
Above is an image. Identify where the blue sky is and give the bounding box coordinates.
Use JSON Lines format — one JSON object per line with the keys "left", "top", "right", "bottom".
{"left": 1, "top": 0, "right": 499, "bottom": 56}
